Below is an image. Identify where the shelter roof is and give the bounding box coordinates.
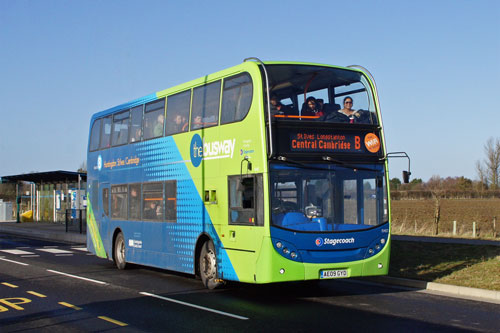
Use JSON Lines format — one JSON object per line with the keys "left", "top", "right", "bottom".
{"left": 1, "top": 170, "right": 86, "bottom": 184}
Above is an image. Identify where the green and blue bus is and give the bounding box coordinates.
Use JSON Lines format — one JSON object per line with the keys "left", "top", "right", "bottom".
{"left": 86, "top": 59, "right": 390, "bottom": 288}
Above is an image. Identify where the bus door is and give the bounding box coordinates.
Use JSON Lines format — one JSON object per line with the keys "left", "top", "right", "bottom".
{"left": 98, "top": 183, "right": 110, "bottom": 247}
{"left": 223, "top": 174, "right": 264, "bottom": 264}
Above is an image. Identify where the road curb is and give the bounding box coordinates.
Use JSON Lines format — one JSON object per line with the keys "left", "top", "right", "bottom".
{"left": 362, "top": 276, "right": 500, "bottom": 304}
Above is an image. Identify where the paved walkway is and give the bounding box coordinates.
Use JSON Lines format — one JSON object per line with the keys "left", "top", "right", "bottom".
{"left": 0, "top": 220, "right": 86, "bottom": 244}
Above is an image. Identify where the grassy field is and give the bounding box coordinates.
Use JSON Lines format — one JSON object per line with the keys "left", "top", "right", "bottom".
{"left": 389, "top": 240, "right": 500, "bottom": 291}
{"left": 390, "top": 199, "right": 500, "bottom": 238}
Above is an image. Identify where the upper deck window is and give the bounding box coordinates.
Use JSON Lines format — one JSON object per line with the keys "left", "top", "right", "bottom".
{"left": 143, "top": 99, "right": 165, "bottom": 140}
{"left": 166, "top": 90, "right": 190, "bottom": 135}
{"left": 99, "top": 116, "right": 112, "bottom": 149}
{"left": 89, "top": 118, "right": 102, "bottom": 152}
{"left": 191, "top": 81, "right": 221, "bottom": 130}
{"left": 129, "top": 105, "right": 143, "bottom": 143}
{"left": 112, "top": 110, "right": 130, "bottom": 146}
{"left": 266, "top": 65, "right": 378, "bottom": 125}
{"left": 221, "top": 73, "right": 253, "bottom": 124}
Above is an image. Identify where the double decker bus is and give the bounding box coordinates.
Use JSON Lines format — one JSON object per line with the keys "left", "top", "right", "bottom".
{"left": 86, "top": 59, "right": 390, "bottom": 289}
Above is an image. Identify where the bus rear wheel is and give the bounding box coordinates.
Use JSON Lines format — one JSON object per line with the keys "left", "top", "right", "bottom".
{"left": 114, "top": 232, "right": 127, "bottom": 270}
{"left": 199, "top": 241, "right": 222, "bottom": 289}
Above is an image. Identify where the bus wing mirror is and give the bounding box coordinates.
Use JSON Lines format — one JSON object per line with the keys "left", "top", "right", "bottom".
{"left": 387, "top": 152, "right": 411, "bottom": 184}
{"left": 402, "top": 170, "right": 411, "bottom": 184}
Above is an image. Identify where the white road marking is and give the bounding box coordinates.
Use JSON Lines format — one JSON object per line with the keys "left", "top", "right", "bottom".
{"left": 55, "top": 254, "right": 74, "bottom": 257}
{"left": 46, "top": 269, "right": 107, "bottom": 285}
{"left": 139, "top": 292, "right": 249, "bottom": 320}
{"left": 37, "top": 248, "right": 74, "bottom": 254}
{"left": 0, "top": 249, "right": 35, "bottom": 255}
{"left": 21, "top": 255, "right": 40, "bottom": 258}
{"left": 0, "top": 257, "right": 29, "bottom": 266}
{"left": 71, "top": 247, "right": 88, "bottom": 252}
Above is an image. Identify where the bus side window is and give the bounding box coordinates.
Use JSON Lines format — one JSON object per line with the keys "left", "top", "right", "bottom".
{"left": 166, "top": 91, "right": 191, "bottom": 136}
{"left": 89, "top": 119, "right": 102, "bottom": 151}
{"left": 221, "top": 73, "right": 253, "bottom": 124}
{"left": 102, "top": 188, "right": 109, "bottom": 217}
{"left": 165, "top": 180, "right": 177, "bottom": 222}
{"left": 129, "top": 184, "right": 141, "bottom": 220}
{"left": 143, "top": 99, "right": 165, "bottom": 140}
{"left": 111, "top": 185, "right": 128, "bottom": 220}
{"left": 99, "top": 116, "right": 112, "bottom": 149}
{"left": 143, "top": 183, "right": 163, "bottom": 221}
{"left": 228, "top": 175, "right": 263, "bottom": 226}
{"left": 129, "top": 105, "right": 143, "bottom": 143}
{"left": 191, "top": 81, "right": 221, "bottom": 130}
{"left": 112, "top": 110, "right": 130, "bottom": 146}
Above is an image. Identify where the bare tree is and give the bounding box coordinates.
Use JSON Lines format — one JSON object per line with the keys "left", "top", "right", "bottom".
{"left": 426, "top": 175, "right": 443, "bottom": 235}
{"left": 77, "top": 161, "right": 87, "bottom": 173}
{"left": 476, "top": 137, "right": 500, "bottom": 190}
{"left": 475, "top": 160, "right": 487, "bottom": 191}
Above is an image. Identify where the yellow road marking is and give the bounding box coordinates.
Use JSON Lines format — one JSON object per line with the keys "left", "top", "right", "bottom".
{"left": 98, "top": 316, "right": 128, "bottom": 327}
{"left": 27, "top": 291, "right": 46, "bottom": 298}
{"left": 58, "top": 302, "right": 82, "bottom": 310}
{"left": 1, "top": 282, "right": 18, "bottom": 288}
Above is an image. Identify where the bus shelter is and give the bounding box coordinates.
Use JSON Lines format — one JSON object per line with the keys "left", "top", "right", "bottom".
{"left": 0, "top": 171, "right": 86, "bottom": 223}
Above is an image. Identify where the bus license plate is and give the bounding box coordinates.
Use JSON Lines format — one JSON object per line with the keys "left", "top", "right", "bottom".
{"left": 320, "top": 269, "right": 348, "bottom": 279}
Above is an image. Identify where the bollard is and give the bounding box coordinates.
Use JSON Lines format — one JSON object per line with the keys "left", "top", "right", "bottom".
{"left": 472, "top": 221, "right": 476, "bottom": 238}
{"left": 453, "top": 220, "right": 457, "bottom": 236}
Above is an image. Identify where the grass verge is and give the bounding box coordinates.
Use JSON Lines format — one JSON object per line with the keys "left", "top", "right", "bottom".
{"left": 389, "top": 240, "right": 500, "bottom": 291}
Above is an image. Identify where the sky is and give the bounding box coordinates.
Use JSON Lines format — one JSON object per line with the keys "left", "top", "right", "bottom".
{"left": 0, "top": 0, "right": 499, "bottom": 182}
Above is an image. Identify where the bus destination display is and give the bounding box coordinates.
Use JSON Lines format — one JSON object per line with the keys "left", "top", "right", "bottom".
{"left": 289, "top": 131, "right": 381, "bottom": 154}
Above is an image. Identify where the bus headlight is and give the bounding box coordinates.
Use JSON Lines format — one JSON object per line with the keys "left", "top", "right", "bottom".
{"left": 276, "top": 241, "right": 283, "bottom": 249}
{"left": 290, "top": 252, "right": 297, "bottom": 259}
{"left": 283, "top": 248, "right": 290, "bottom": 255}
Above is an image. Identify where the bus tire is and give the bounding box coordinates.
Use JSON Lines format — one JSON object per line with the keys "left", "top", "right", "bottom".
{"left": 199, "top": 240, "right": 222, "bottom": 289}
{"left": 114, "top": 232, "right": 127, "bottom": 270}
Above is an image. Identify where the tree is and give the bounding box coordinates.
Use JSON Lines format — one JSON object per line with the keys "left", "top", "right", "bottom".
{"left": 389, "top": 177, "right": 401, "bottom": 190}
{"left": 476, "top": 137, "right": 500, "bottom": 189}
{"left": 77, "top": 161, "right": 87, "bottom": 173}
{"left": 426, "top": 175, "right": 443, "bottom": 235}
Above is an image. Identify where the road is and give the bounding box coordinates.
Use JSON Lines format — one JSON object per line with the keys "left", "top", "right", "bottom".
{"left": 0, "top": 234, "right": 499, "bottom": 332}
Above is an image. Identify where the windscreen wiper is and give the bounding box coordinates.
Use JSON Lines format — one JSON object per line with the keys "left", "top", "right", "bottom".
{"left": 321, "top": 155, "right": 379, "bottom": 172}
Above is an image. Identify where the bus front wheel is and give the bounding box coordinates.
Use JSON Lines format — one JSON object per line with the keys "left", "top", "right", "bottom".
{"left": 199, "top": 241, "right": 222, "bottom": 289}
{"left": 114, "top": 232, "right": 127, "bottom": 270}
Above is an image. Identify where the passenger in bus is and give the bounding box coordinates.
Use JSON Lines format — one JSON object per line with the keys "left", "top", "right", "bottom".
{"left": 270, "top": 94, "right": 287, "bottom": 116}
{"left": 192, "top": 115, "right": 202, "bottom": 129}
{"left": 153, "top": 114, "right": 164, "bottom": 137}
{"left": 323, "top": 96, "right": 371, "bottom": 124}
{"left": 316, "top": 99, "right": 325, "bottom": 114}
{"left": 144, "top": 201, "right": 158, "bottom": 220}
{"left": 301, "top": 96, "right": 323, "bottom": 117}
{"left": 174, "top": 114, "right": 188, "bottom": 132}
{"left": 131, "top": 128, "right": 142, "bottom": 142}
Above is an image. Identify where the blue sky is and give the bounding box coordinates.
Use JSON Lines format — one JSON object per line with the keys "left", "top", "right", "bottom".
{"left": 0, "top": 0, "right": 499, "bottom": 181}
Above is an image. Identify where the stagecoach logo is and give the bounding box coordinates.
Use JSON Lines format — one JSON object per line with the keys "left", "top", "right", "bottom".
{"left": 190, "top": 134, "right": 236, "bottom": 167}
{"left": 97, "top": 155, "right": 103, "bottom": 171}
{"left": 315, "top": 237, "right": 355, "bottom": 247}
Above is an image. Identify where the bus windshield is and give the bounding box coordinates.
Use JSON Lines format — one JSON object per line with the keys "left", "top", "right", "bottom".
{"left": 266, "top": 64, "right": 378, "bottom": 124}
{"left": 270, "top": 162, "right": 388, "bottom": 232}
